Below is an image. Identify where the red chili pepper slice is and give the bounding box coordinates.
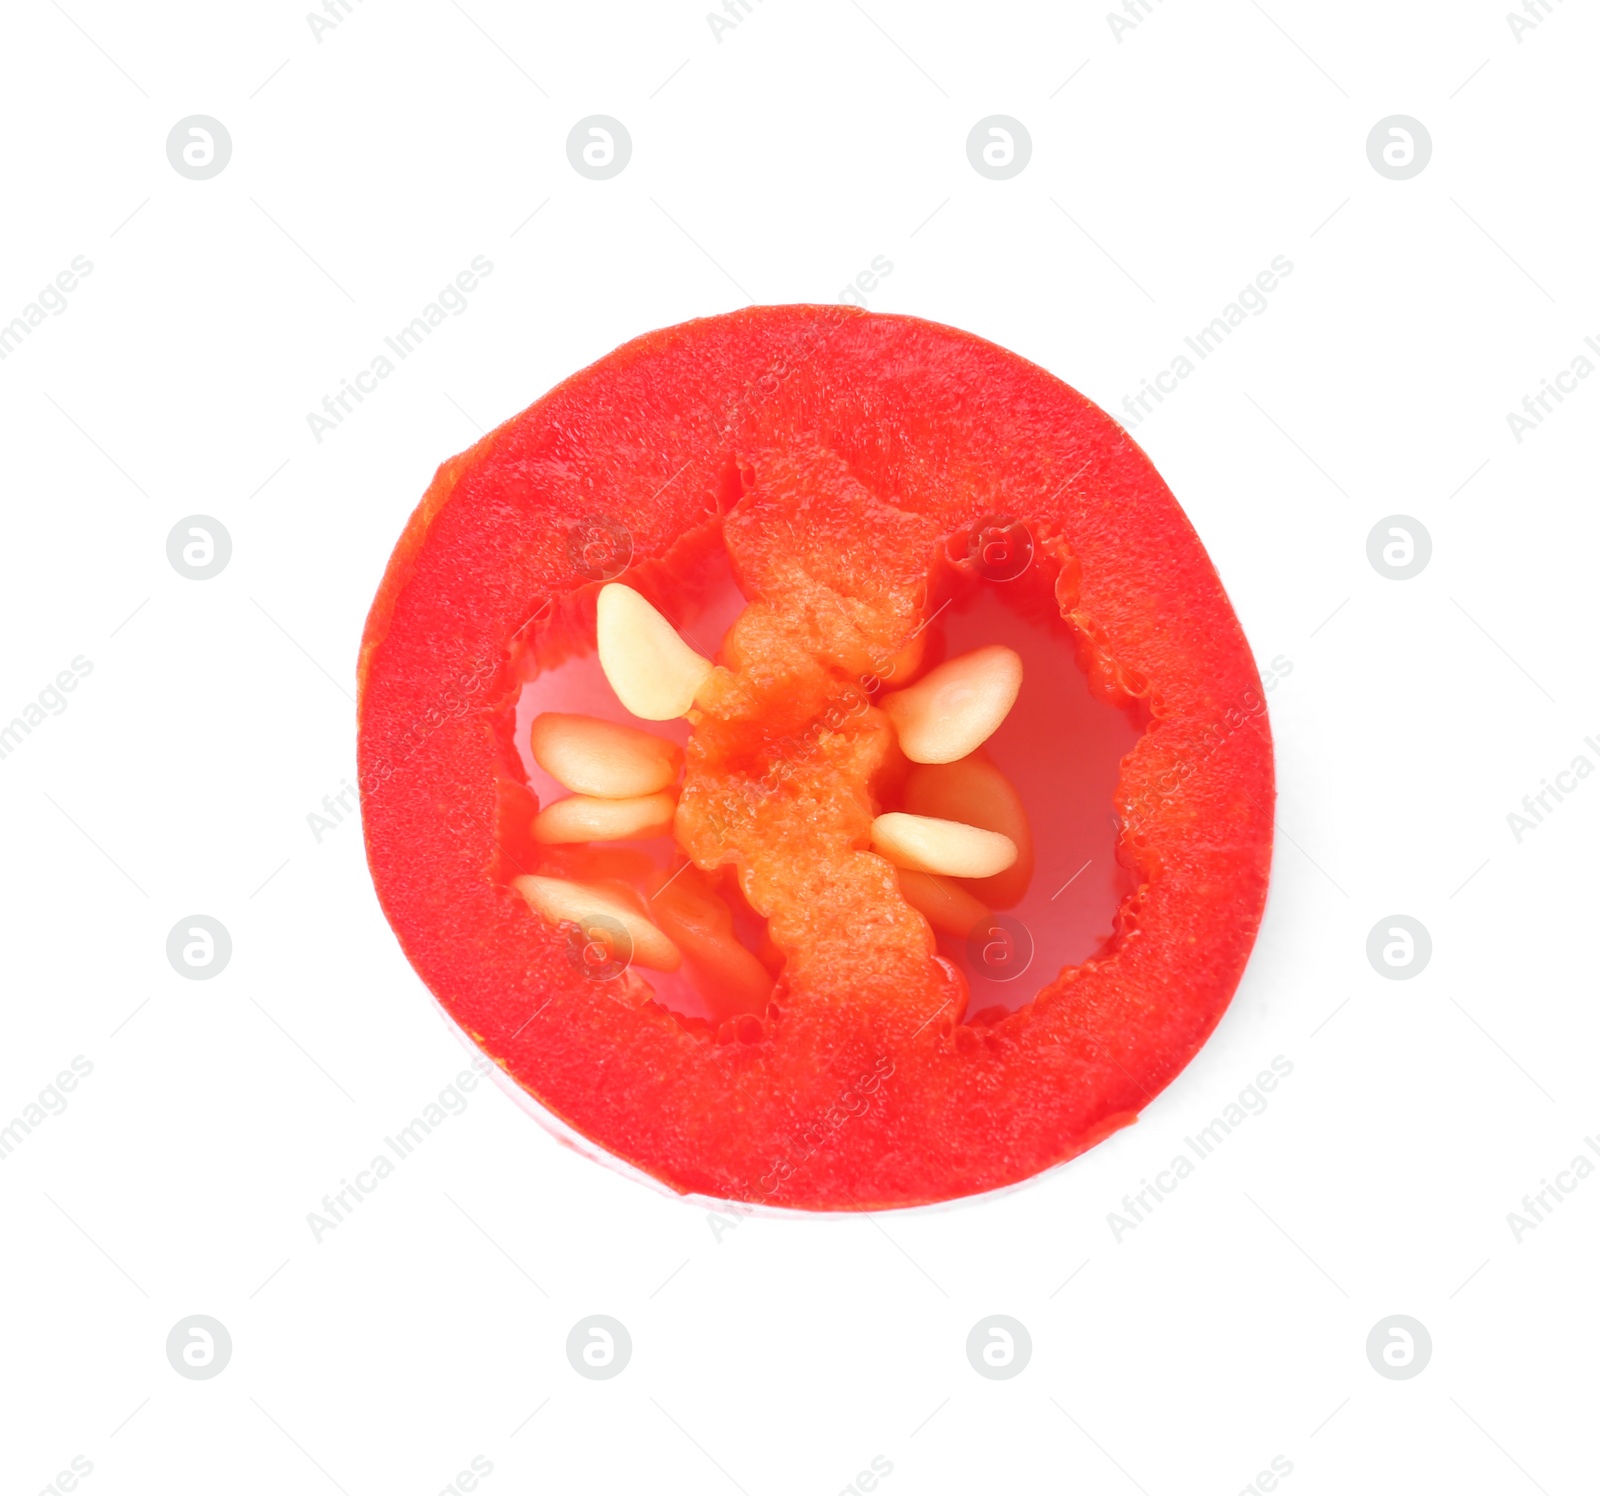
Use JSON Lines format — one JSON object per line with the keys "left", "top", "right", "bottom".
{"left": 358, "top": 306, "right": 1274, "bottom": 1209}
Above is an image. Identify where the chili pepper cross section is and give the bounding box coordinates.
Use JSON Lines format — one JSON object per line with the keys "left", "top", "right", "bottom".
{"left": 358, "top": 306, "right": 1274, "bottom": 1209}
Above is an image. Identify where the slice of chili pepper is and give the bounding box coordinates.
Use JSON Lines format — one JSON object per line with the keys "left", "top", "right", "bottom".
{"left": 358, "top": 306, "right": 1274, "bottom": 1209}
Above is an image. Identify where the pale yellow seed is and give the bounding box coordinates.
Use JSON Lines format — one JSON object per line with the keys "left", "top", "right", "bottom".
{"left": 511, "top": 874, "right": 681, "bottom": 971}
{"left": 532, "top": 792, "right": 676, "bottom": 845}
{"left": 880, "top": 644, "right": 1023, "bottom": 764}
{"left": 870, "top": 812, "right": 1018, "bottom": 879}
{"left": 904, "top": 753, "right": 1033, "bottom": 909}
{"left": 596, "top": 583, "right": 713, "bottom": 721}
{"left": 529, "top": 712, "right": 682, "bottom": 798}
{"left": 895, "top": 868, "right": 990, "bottom": 939}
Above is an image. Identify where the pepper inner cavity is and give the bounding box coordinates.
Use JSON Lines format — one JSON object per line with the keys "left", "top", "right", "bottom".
{"left": 510, "top": 466, "right": 1044, "bottom": 1024}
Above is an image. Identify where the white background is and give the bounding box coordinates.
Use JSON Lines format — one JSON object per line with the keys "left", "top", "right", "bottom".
{"left": 2, "top": 1, "right": 1596, "bottom": 1492}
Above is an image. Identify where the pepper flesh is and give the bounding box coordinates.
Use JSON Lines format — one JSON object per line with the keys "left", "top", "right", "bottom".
{"left": 357, "top": 306, "right": 1275, "bottom": 1210}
